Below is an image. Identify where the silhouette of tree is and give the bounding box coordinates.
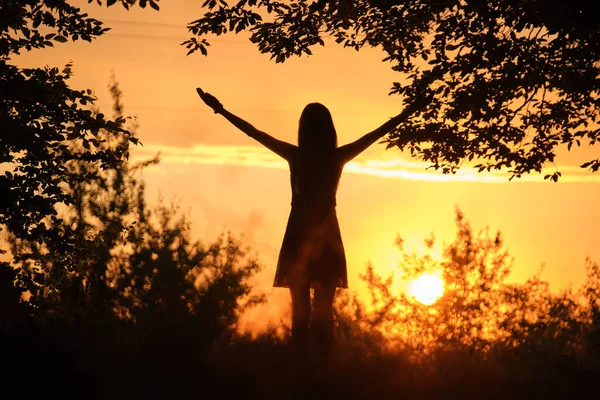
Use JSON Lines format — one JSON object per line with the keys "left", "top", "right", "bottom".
{"left": 0, "top": 0, "right": 160, "bottom": 251}
{"left": 186, "top": 0, "right": 600, "bottom": 180}
{"left": 2, "top": 79, "right": 264, "bottom": 396}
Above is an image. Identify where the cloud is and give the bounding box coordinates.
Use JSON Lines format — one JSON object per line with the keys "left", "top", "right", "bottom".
{"left": 131, "top": 143, "right": 600, "bottom": 183}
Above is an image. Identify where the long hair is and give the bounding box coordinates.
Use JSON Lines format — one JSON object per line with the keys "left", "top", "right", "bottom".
{"left": 298, "top": 103, "right": 337, "bottom": 156}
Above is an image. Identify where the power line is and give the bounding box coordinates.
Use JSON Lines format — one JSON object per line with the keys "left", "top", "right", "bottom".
{"left": 101, "top": 18, "right": 248, "bottom": 42}
{"left": 110, "top": 33, "right": 186, "bottom": 41}
{"left": 108, "top": 31, "right": 244, "bottom": 43}
{"left": 104, "top": 18, "right": 184, "bottom": 29}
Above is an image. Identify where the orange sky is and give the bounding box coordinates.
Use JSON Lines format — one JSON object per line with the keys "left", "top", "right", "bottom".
{"left": 14, "top": 1, "right": 600, "bottom": 321}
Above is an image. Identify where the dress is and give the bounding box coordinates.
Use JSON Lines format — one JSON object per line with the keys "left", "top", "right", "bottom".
{"left": 273, "top": 150, "right": 348, "bottom": 289}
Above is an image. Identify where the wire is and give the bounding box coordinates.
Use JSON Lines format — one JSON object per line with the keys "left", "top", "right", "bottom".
{"left": 104, "top": 18, "right": 183, "bottom": 29}
{"left": 101, "top": 17, "right": 252, "bottom": 39}
{"left": 103, "top": 18, "right": 247, "bottom": 43}
{"left": 109, "top": 32, "right": 243, "bottom": 43}
{"left": 110, "top": 33, "right": 186, "bottom": 41}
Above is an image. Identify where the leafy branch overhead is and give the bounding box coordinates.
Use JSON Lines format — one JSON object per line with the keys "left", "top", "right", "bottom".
{"left": 185, "top": 0, "right": 600, "bottom": 180}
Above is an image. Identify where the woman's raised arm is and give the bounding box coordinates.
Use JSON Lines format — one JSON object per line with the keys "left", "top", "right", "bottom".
{"left": 196, "top": 88, "right": 296, "bottom": 161}
{"left": 337, "top": 92, "right": 433, "bottom": 163}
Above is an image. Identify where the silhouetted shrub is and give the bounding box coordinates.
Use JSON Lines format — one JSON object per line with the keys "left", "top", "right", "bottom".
{"left": 329, "top": 208, "right": 599, "bottom": 397}
{"left": 1, "top": 80, "right": 263, "bottom": 396}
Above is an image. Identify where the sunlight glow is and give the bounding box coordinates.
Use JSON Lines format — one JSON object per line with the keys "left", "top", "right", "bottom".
{"left": 410, "top": 274, "right": 444, "bottom": 305}
{"left": 131, "top": 143, "right": 600, "bottom": 183}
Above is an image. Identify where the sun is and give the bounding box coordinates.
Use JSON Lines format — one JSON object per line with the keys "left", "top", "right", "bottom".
{"left": 409, "top": 273, "right": 444, "bottom": 305}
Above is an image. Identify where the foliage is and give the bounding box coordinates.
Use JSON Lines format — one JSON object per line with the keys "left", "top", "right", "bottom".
{"left": 186, "top": 0, "right": 600, "bottom": 180}
{"left": 0, "top": 0, "right": 159, "bottom": 248}
{"left": 1, "top": 1, "right": 598, "bottom": 395}
{"left": 2, "top": 81, "right": 264, "bottom": 396}
{"left": 3, "top": 189, "right": 599, "bottom": 397}
{"left": 334, "top": 208, "right": 598, "bottom": 369}
{"left": 174, "top": 209, "right": 600, "bottom": 398}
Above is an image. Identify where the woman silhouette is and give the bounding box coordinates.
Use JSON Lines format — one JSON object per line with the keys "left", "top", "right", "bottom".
{"left": 196, "top": 88, "right": 431, "bottom": 358}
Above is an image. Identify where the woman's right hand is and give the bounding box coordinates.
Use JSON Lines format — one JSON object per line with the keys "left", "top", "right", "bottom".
{"left": 196, "top": 88, "right": 224, "bottom": 113}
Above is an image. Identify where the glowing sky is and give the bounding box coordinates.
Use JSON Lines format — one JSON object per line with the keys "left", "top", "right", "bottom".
{"left": 14, "top": 1, "right": 600, "bottom": 320}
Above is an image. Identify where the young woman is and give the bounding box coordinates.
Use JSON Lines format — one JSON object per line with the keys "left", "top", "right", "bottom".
{"left": 196, "top": 88, "right": 431, "bottom": 358}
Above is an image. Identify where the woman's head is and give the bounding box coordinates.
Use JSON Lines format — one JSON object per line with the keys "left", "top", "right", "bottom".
{"left": 298, "top": 103, "right": 337, "bottom": 153}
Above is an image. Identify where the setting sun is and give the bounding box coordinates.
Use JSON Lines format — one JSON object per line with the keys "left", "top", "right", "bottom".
{"left": 410, "top": 274, "right": 445, "bottom": 305}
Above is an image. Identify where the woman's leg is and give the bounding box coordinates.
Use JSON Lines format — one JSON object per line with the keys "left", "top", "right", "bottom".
{"left": 312, "top": 279, "right": 337, "bottom": 358}
{"left": 289, "top": 281, "right": 310, "bottom": 354}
